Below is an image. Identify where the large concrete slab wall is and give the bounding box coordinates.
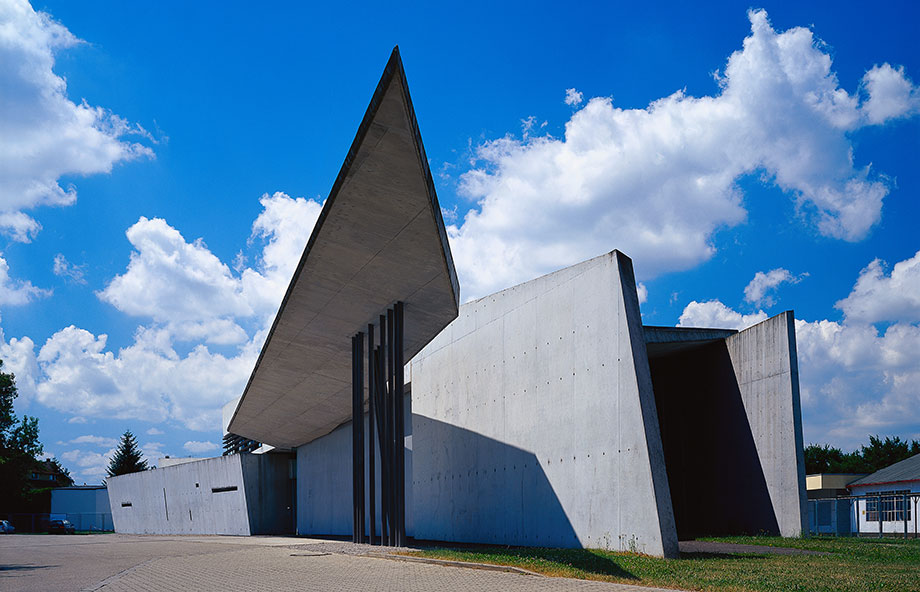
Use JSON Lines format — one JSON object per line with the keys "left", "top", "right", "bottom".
{"left": 409, "top": 251, "right": 678, "bottom": 556}
{"left": 108, "top": 455, "right": 251, "bottom": 535}
{"left": 726, "top": 312, "right": 808, "bottom": 537}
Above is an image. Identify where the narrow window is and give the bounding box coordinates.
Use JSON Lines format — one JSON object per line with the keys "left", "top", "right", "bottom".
{"left": 211, "top": 485, "right": 238, "bottom": 493}
{"left": 121, "top": 502, "right": 132, "bottom": 507}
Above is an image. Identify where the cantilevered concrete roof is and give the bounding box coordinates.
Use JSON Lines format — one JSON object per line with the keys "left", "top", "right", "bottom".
{"left": 228, "top": 48, "right": 459, "bottom": 448}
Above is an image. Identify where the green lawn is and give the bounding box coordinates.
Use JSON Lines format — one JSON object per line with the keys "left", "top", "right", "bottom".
{"left": 404, "top": 536, "right": 920, "bottom": 592}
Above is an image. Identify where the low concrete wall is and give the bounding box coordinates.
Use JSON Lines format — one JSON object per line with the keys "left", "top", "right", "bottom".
{"left": 409, "top": 251, "right": 678, "bottom": 556}
{"left": 108, "top": 454, "right": 294, "bottom": 535}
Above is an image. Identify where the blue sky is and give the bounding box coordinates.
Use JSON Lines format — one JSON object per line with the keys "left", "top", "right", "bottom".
{"left": 1, "top": 0, "right": 917, "bottom": 483}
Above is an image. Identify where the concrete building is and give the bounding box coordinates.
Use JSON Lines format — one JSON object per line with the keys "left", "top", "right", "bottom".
{"left": 108, "top": 48, "right": 808, "bottom": 556}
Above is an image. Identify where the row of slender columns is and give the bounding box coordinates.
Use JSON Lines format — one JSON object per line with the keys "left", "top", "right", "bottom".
{"left": 352, "top": 301, "right": 405, "bottom": 546}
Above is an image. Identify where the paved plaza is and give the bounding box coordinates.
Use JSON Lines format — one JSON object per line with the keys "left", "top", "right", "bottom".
{"left": 0, "top": 534, "right": 684, "bottom": 591}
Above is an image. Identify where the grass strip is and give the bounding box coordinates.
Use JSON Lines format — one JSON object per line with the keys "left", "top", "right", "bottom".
{"left": 404, "top": 536, "right": 920, "bottom": 592}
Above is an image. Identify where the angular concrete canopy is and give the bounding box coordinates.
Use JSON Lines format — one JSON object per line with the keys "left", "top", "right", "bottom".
{"left": 229, "top": 47, "right": 459, "bottom": 449}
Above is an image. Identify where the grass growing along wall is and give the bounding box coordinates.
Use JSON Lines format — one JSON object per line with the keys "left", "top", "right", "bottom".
{"left": 404, "top": 536, "right": 920, "bottom": 592}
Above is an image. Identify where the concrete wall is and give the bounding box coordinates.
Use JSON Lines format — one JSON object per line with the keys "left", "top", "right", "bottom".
{"left": 296, "top": 394, "right": 413, "bottom": 537}
{"left": 108, "top": 455, "right": 251, "bottom": 535}
{"left": 409, "top": 251, "right": 678, "bottom": 556}
{"left": 108, "top": 454, "right": 294, "bottom": 535}
{"left": 725, "top": 312, "right": 808, "bottom": 537}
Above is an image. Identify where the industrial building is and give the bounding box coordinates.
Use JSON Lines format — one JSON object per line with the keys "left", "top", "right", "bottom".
{"left": 108, "top": 48, "right": 808, "bottom": 557}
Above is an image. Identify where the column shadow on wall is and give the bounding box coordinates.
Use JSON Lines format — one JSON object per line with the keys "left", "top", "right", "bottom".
{"left": 412, "top": 415, "right": 580, "bottom": 548}
{"left": 649, "top": 341, "right": 780, "bottom": 540}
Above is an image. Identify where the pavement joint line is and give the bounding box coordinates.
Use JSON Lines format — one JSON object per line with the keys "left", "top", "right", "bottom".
{"left": 373, "top": 552, "right": 545, "bottom": 576}
{"left": 79, "top": 558, "right": 158, "bottom": 592}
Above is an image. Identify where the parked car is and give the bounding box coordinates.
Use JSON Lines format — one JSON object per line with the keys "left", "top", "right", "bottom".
{"left": 48, "top": 519, "right": 75, "bottom": 534}
{"left": 0, "top": 520, "right": 14, "bottom": 534}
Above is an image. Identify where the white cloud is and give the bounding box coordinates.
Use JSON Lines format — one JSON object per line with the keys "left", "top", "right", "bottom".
{"left": 449, "top": 9, "right": 917, "bottom": 300}
{"left": 0, "top": 1, "right": 153, "bottom": 241}
{"left": 564, "top": 88, "right": 584, "bottom": 106}
{"left": 68, "top": 434, "right": 117, "bottom": 447}
{"left": 0, "top": 255, "right": 49, "bottom": 305}
{"left": 52, "top": 253, "right": 86, "bottom": 284}
{"left": 835, "top": 250, "right": 920, "bottom": 324}
{"left": 3, "top": 192, "right": 322, "bottom": 432}
{"left": 861, "top": 64, "right": 920, "bottom": 125}
{"left": 67, "top": 416, "right": 86, "bottom": 424}
{"left": 146, "top": 427, "right": 163, "bottom": 435}
{"left": 744, "top": 268, "right": 807, "bottom": 307}
{"left": 677, "top": 300, "right": 767, "bottom": 331}
{"left": 60, "top": 447, "right": 114, "bottom": 478}
{"left": 636, "top": 282, "right": 648, "bottom": 305}
{"left": 677, "top": 248, "right": 920, "bottom": 449}
{"left": 97, "top": 192, "right": 322, "bottom": 346}
{"left": 183, "top": 440, "right": 217, "bottom": 454}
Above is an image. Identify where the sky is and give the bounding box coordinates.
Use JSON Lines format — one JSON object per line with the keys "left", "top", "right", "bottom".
{"left": 0, "top": 0, "right": 917, "bottom": 484}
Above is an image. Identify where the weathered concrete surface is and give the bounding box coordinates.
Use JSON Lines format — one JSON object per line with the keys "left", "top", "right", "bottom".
{"left": 726, "top": 312, "right": 808, "bottom": 537}
{"left": 230, "top": 48, "right": 459, "bottom": 449}
{"left": 108, "top": 454, "right": 293, "bottom": 535}
{"left": 410, "top": 251, "right": 678, "bottom": 557}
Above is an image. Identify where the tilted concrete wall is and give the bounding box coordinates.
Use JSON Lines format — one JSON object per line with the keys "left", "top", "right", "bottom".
{"left": 108, "top": 455, "right": 251, "bottom": 535}
{"left": 108, "top": 454, "right": 295, "bottom": 535}
{"left": 726, "top": 312, "right": 808, "bottom": 537}
{"left": 409, "top": 251, "right": 678, "bottom": 556}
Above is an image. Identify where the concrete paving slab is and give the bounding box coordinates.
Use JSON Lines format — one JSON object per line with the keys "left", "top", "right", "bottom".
{"left": 1, "top": 534, "right": 688, "bottom": 592}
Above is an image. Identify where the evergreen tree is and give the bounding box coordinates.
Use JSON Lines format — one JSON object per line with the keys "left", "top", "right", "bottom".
{"left": 106, "top": 430, "right": 148, "bottom": 477}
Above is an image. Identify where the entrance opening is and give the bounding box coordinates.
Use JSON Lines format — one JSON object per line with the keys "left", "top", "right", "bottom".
{"left": 646, "top": 336, "right": 779, "bottom": 540}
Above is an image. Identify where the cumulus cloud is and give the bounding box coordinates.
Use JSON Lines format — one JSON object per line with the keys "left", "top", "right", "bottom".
{"left": 68, "top": 434, "right": 116, "bottom": 447}
{"left": 52, "top": 253, "right": 86, "bottom": 284}
{"left": 835, "top": 250, "right": 920, "bottom": 324}
{"left": 0, "top": 1, "right": 153, "bottom": 241}
{"left": 744, "top": 268, "right": 807, "bottom": 307}
{"left": 678, "top": 249, "right": 920, "bottom": 448}
{"left": 2, "top": 192, "right": 322, "bottom": 431}
{"left": 0, "top": 255, "right": 50, "bottom": 305}
{"left": 60, "top": 447, "right": 114, "bottom": 479}
{"left": 449, "top": 9, "right": 917, "bottom": 300}
{"left": 146, "top": 427, "right": 163, "bottom": 435}
{"left": 564, "top": 88, "right": 583, "bottom": 106}
{"left": 183, "top": 440, "right": 217, "bottom": 454}
{"left": 861, "top": 64, "right": 920, "bottom": 125}
{"left": 677, "top": 300, "right": 767, "bottom": 331}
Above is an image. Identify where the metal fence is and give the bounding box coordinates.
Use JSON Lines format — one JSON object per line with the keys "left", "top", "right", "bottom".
{"left": 808, "top": 493, "right": 920, "bottom": 538}
{"left": 1, "top": 512, "right": 114, "bottom": 533}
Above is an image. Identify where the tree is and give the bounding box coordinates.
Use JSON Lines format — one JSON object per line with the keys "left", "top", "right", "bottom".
{"left": 106, "top": 430, "right": 148, "bottom": 477}
{"left": 804, "top": 435, "right": 920, "bottom": 475}
{"left": 0, "top": 359, "right": 48, "bottom": 510}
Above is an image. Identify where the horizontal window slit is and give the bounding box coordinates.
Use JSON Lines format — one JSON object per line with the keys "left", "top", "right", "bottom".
{"left": 211, "top": 486, "right": 238, "bottom": 493}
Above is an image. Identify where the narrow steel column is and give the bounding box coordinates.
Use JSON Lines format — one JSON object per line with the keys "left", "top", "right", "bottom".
{"left": 379, "top": 314, "right": 390, "bottom": 544}
{"left": 394, "top": 301, "right": 405, "bottom": 546}
{"left": 351, "top": 334, "right": 359, "bottom": 543}
{"left": 355, "top": 331, "right": 365, "bottom": 544}
{"left": 367, "top": 323, "right": 376, "bottom": 545}
{"left": 386, "top": 307, "right": 396, "bottom": 546}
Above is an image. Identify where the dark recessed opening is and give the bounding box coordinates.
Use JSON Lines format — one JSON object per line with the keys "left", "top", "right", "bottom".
{"left": 211, "top": 485, "right": 238, "bottom": 493}
{"left": 121, "top": 502, "right": 132, "bottom": 507}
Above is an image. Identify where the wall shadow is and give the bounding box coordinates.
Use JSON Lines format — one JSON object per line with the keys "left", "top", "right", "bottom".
{"left": 412, "top": 415, "right": 579, "bottom": 548}
{"left": 649, "top": 341, "right": 779, "bottom": 540}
